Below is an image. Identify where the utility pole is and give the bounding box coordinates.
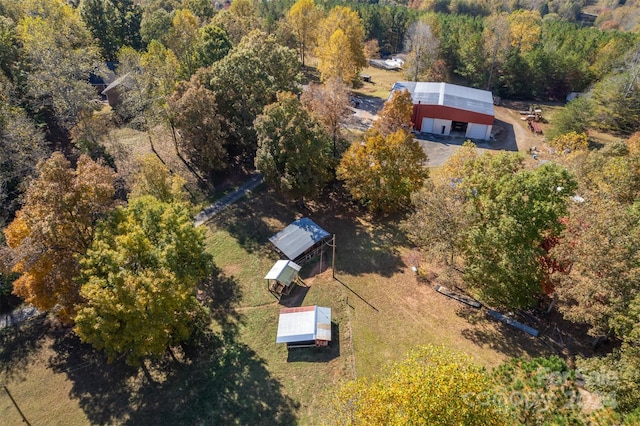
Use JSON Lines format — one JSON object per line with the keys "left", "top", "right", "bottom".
{"left": 332, "top": 234, "right": 336, "bottom": 279}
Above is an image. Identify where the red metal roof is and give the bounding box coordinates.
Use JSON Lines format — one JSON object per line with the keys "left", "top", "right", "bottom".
{"left": 280, "top": 306, "right": 315, "bottom": 314}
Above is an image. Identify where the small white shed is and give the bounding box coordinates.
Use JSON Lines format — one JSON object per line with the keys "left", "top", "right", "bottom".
{"left": 265, "top": 260, "right": 301, "bottom": 297}
{"left": 276, "top": 305, "right": 332, "bottom": 347}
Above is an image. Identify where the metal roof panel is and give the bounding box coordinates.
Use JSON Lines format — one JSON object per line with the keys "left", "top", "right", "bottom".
{"left": 391, "top": 81, "right": 494, "bottom": 117}
{"left": 264, "top": 260, "right": 301, "bottom": 285}
{"left": 315, "top": 306, "right": 332, "bottom": 341}
{"left": 276, "top": 309, "right": 316, "bottom": 343}
{"left": 275, "top": 306, "right": 332, "bottom": 344}
{"left": 269, "top": 218, "right": 330, "bottom": 260}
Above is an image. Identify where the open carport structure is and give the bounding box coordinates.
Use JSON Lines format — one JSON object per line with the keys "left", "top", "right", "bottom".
{"left": 391, "top": 81, "right": 494, "bottom": 140}
{"left": 269, "top": 217, "right": 332, "bottom": 265}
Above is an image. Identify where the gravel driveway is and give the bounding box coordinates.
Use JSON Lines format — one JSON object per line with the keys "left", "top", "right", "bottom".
{"left": 346, "top": 97, "right": 544, "bottom": 167}
{"left": 418, "top": 106, "right": 542, "bottom": 167}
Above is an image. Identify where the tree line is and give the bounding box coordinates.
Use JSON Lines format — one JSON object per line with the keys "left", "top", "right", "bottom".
{"left": 333, "top": 345, "right": 633, "bottom": 425}
{"left": 402, "top": 134, "right": 640, "bottom": 421}
{"left": 2, "top": 0, "right": 639, "bottom": 228}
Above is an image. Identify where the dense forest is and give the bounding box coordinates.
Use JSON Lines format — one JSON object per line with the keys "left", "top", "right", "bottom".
{"left": 1, "top": 0, "right": 638, "bottom": 225}
{"left": 1, "top": 0, "right": 640, "bottom": 423}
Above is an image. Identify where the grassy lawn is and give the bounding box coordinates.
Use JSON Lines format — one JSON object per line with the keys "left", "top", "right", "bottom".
{"left": 2, "top": 74, "right": 572, "bottom": 425}
{"left": 353, "top": 65, "right": 403, "bottom": 99}
{"left": 0, "top": 318, "right": 90, "bottom": 425}
{"left": 1, "top": 186, "right": 551, "bottom": 424}
{"left": 588, "top": 130, "right": 626, "bottom": 145}
{"left": 201, "top": 187, "right": 552, "bottom": 423}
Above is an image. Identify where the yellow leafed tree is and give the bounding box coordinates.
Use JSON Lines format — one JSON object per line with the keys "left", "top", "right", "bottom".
{"left": 129, "top": 154, "right": 188, "bottom": 203}
{"left": 626, "top": 131, "right": 640, "bottom": 154}
{"left": 74, "top": 196, "right": 211, "bottom": 366}
{"left": 438, "top": 140, "right": 479, "bottom": 184}
{"left": 508, "top": 10, "right": 541, "bottom": 53}
{"left": 316, "top": 29, "right": 353, "bottom": 85}
{"left": 333, "top": 345, "right": 509, "bottom": 425}
{"left": 337, "top": 129, "right": 428, "bottom": 213}
{"left": 167, "top": 9, "right": 200, "bottom": 78}
{"left": 287, "top": 0, "right": 322, "bottom": 66}
{"left": 315, "top": 6, "right": 366, "bottom": 85}
{"left": 550, "top": 131, "right": 589, "bottom": 153}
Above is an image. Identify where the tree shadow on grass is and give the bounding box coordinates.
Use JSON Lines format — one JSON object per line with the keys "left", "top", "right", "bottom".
{"left": 47, "top": 327, "right": 299, "bottom": 425}
{"left": 458, "top": 309, "right": 553, "bottom": 360}
{"left": 47, "top": 268, "right": 299, "bottom": 425}
{"left": 455, "top": 305, "right": 486, "bottom": 325}
{"left": 0, "top": 314, "right": 50, "bottom": 381}
{"left": 210, "top": 183, "right": 410, "bottom": 278}
{"left": 211, "top": 188, "right": 295, "bottom": 256}
{"left": 307, "top": 185, "right": 411, "bottom": 277}
{"left": 47, "top": 328, "right": 140, "bottom": 425}
{"left": 278, "top": 285, "right": 310, "bottom": 308}
{"left": 197, "top": 264, "right": 243, "bottom": 331}
{"left": 326, "top": 215, "right": 409, "bottom": 277}
{"left": 126, "top": 332, "right": 299, "bottom": 425}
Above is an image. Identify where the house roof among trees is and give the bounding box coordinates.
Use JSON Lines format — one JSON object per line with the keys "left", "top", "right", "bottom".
{"left": 391, "top": 82, "right": 494, "bottom": 117}
{"left": 89, "top": 62, "right": 118, "bottom": 86}
{"left": 101, "top": 72, "right": 133, "bottom": 95}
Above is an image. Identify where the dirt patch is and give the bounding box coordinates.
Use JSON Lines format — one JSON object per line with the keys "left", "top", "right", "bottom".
{"left": 344, "top": 95, "right": 384, "bottom": 132}
{"left": 494, "top": 105, "right": 544, "bottom": 154}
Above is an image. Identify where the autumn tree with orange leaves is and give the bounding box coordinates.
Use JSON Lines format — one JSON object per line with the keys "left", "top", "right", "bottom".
{"left": 4, "top": 153, "right": 117, "bottom": 322}
{"left": 338, "top": 90, "right": 427, "bottom": 214}
{"left": 374, "top": 89, "right": 414, "bottom": 137}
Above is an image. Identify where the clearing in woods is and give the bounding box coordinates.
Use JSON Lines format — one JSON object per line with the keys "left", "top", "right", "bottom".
{"left": 1, "top": 186, "right": 552, "bottom": 425}
{"left": 1, "top": 67, "right": 573, "bottom": 425}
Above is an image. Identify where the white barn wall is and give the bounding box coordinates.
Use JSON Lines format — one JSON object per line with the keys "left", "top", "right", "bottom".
{"left": 465, "top": 123, "right": 490, "bottom": 139}
{"left": 485, "top": 125, "right": 493, "bottom": 140}
{"left": 433, "top": 119, "right": 452, "bottom": 135}
{"left": 420, "top": 117, "right": 434, "bottom": 133}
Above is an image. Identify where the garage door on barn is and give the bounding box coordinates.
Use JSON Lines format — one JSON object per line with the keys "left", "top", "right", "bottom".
{"left": 420, "top": 117, "right": 433, "bottom": 133}
{"left": 465, "top": 123, "right": 491, "bottom": 140}
{"left": 392, "top": 82, "right": 494, "bottom": 141}
{"left": 420, "top": 118, "right": 453, "bottom": 135}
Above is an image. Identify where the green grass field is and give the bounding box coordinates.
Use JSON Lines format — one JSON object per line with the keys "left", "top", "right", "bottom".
{"left": 354, "top": 65, "right": 403, "bottom": 99}
{"left": 201, "top": 187, "right": 553, "bottom": 422}
{"left": 1, "top": 186, "right": 552, "bottom": 425}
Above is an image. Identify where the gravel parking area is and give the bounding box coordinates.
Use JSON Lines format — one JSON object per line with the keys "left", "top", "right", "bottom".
{"left": 345, "top": 97, "right": 545, "bottom": 167}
